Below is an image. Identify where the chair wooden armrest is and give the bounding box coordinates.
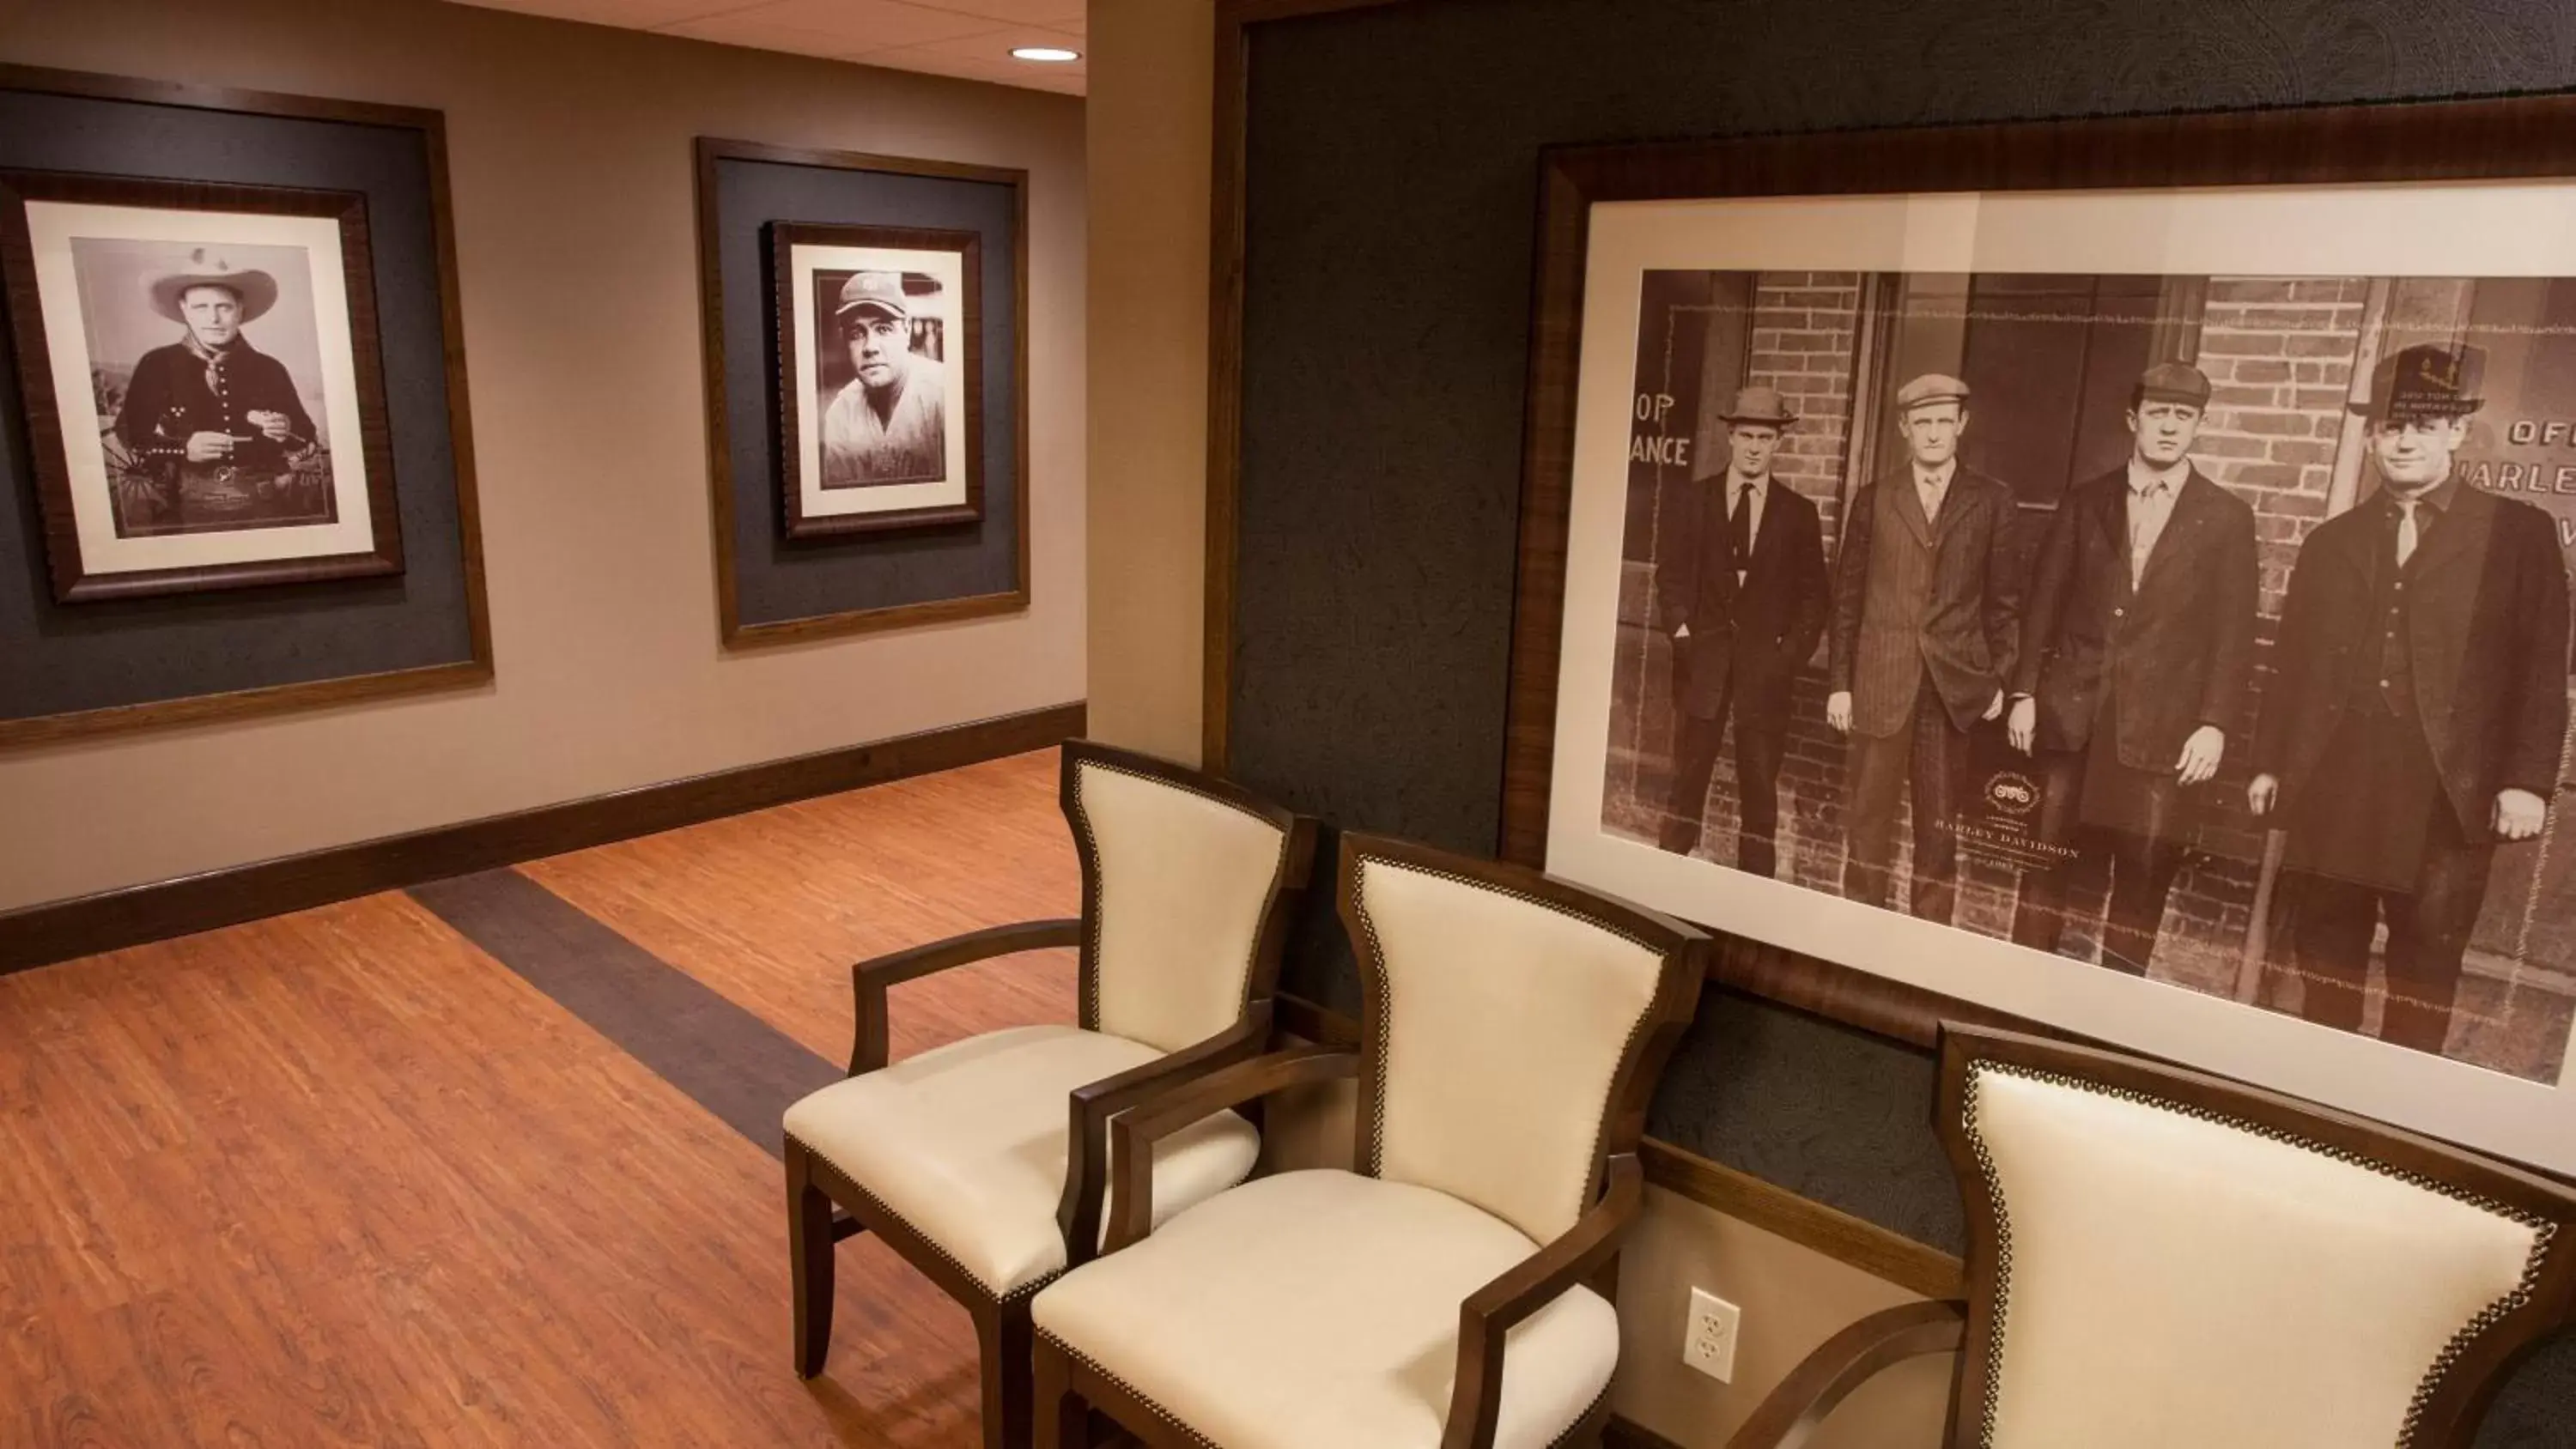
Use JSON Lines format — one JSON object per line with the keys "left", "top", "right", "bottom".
{"left": 847, "top": 918, "right": 1083, "bottom": 1074}
{"left": 1438, "top": 1153, "right": 1644, "bottom": 1449}
{"left": 1722, "top": 1300, "right": 1968, "bottom": 1449}
{"left": 1055, "top": 1003, "right": 1277, "bottom": 1268}
{"left": 1101, "top": 1045, "right": 1362, "bottom": 1252}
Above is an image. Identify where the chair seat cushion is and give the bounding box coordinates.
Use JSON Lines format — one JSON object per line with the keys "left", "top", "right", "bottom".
{"left": 1031, "top": 1169, "right": 1618, "bottom": 1449}
{"left": 783, "top": 1024, "right": 1259, "bottom": 1299}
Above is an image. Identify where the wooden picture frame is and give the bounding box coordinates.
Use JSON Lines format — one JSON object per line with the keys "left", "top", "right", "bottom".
{"left": 1497, "top": 94, "right": 2576, "bottom": 1177}
{"left": 694, "top": 137, "right": 1030, "bottom": 650}
{"left": 769, "top": 220, "right": 985, "bottom": 538}
{"left": 0, "top": 64, "right": 490, "bottom": 750}
{"left": 0, "top": 168, "right": 404, "bottom": 601}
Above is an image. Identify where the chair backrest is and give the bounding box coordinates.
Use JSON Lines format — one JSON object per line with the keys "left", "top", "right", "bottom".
{"left": 1062, "top": 741, "right": 1313, "bottom": 1055}
{"left": 1937, "top": 1027, "right": 2576, "bottom": 1449}
{"left": 1338, "top": 833, "right": 1704, "bottom": 1245}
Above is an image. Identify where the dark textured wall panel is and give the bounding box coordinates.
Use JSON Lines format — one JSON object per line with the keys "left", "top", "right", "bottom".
{"left": 708, "top": 155, "right": 1022, "bottom": 628}
{"left": 0, "top": 88, "right": 475, "bottom": 723}
{"left": 1230, "top": 2, "right": 2576, "bottom": 1437}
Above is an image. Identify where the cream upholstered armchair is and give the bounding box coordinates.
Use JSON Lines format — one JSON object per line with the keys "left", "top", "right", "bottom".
{"left": 1728, "top": 1025, "right": 2576, "bottom": 1449}
{"left": 781, "top": 740, "right": 1315, "bottom": 1449}
{"left": 1025, "top": 831, "right": 1708, "bottom": 1449}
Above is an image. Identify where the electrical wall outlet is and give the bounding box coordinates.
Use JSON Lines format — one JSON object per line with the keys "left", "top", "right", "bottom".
{"left": 1683, "top": 1287, "right": 1741, "bottom": 1383}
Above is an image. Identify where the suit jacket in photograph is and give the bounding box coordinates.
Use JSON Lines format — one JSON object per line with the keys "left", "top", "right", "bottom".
{"left": 1655, "top": 474, "right": 1830, "bottom": 727}
{"left": 2013, "top": 465, "right": 2259, "bottom": 768}
{"left": 1827, "top": 465, "right": 2020, "bottom": 739}
{"left": 2254, "top": 482, "right": 2572, "bottom": 839}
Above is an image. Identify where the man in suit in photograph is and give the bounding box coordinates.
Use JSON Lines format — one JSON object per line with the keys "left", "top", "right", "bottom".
{"left": 2250, "top": 343, "right": 2571, "bottom": 1054}
{"left": 1828, "top": 373, "right": 2020, "bottom": 922}
{"left": 2006, "top": 362, "right": 2258, "bottom": 974}
{"left": 1656, "top": 386, "right": 1831, "bottom": 876}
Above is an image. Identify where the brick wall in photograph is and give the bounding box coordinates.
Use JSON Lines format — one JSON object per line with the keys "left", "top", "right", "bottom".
{"left": 1744, "top": 272, "right": 1862, "bottom": 541}
{"left": 1607, "top": 270, "right": 2391, "bottom": 1001}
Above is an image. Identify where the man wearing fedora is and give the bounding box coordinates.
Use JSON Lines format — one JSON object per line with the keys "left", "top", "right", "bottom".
{"left": 1827, "top": 373, "right": 2020, "bottom": 922}
{"left": 1654, "top": 385, "right": 1829, "bottom": 876}
{"left": 2005, "top": 362, "right": 2258, "bottom": 975}
{"left": 821, "top": 270, "right": 945, "bottom": 487}
{"left": 112, "top": 250, "right": 319, "bottom": 530}
{"left": 2251, "top": 343, "right": 2570, "bottom": 1053}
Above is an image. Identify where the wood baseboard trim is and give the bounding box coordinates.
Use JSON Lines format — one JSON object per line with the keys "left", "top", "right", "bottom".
{"left": 0, "top": 701, "right": 1086, "bottom": 976}
{"left": 1276, "top": 989, "right": 1964, "bottom": 1300}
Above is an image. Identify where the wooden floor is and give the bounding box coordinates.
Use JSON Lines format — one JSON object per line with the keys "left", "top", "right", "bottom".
{"left": 0, "top": 749, "right": 1079, "bottom": 1448}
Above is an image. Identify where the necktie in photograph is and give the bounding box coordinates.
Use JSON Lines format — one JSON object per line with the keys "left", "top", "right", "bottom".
{"left": 1728, "top": 483, "right": 1753, "bottom": 573}
{"left": 2396, "top": 497, "right": 2420, "bottom": 567}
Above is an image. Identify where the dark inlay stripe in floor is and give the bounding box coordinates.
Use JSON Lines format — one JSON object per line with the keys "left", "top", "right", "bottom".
{"left": 409, "top": 868, "right": 840, "bottom": 1156}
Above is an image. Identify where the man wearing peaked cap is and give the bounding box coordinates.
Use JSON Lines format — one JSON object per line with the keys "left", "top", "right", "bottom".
{"left": 1654, "top": 386, "right": 1830, "bottom": 877}
{"left": 1826, "top": 372, "right": 2022, "bottom": 923}
{"left": 2006, "top": 361, "right": 2257, "bottom": 976}
{"left": 112, "top": 249, "right": 320, "bottom": 529}
{"left": 821, "top": 270, "right": 947, "bottom": 486}
{"left": 2251, "top": 342, "right": 2570, "bottom": 1055}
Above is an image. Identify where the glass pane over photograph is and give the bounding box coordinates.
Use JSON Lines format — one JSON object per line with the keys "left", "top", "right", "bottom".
{"left": 1603, "top": 266, "right": 2575, "bottom": 1085}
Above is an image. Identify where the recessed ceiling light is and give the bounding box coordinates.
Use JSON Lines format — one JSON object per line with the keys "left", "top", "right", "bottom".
{"left": 1010, "top": 45, "right": 1080, "bottom": 63}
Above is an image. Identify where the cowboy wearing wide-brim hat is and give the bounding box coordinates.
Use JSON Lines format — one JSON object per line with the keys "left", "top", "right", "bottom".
{"left": 112, "top": 248, "right": 321, "bottom": 527}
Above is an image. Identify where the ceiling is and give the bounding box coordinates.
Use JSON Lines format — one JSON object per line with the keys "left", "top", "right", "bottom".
{"left": 444, "top": 0, "right": 1086, "bottom": 94}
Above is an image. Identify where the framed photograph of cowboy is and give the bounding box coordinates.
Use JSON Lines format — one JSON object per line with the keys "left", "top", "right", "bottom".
{"left": 1508, "top": 100, "right": 2576, "bottom": 1179}
{"left": 771, "top": 221, "right": 981, "bottom": 538}
{"left": 0, "top": 169, "right": 402, "bottom": 602}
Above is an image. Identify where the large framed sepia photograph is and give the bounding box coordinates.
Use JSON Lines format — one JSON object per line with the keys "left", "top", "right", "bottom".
{"left": 1516, "top": 102, "right": 2576, "bottom": 1178}
{"left": 0, "top": 169, "right": 401, "bottom": 602}
{"left": 772, "top": 221, "right": 981, "bottom": 538}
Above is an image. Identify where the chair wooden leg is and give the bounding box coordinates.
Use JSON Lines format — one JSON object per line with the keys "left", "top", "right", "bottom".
{"left": 978, "top": 1299, "right": 1036, "bottom": 1449}
{"left": 1032, "top": 1333, "right": 1091, "bottom": 1449}
{"left": 786, "top": 1142, "right": 835, "bottom": 1379}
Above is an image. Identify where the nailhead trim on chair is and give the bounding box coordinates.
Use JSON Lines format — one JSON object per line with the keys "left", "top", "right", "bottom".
{"left": 1957, "top": 1060, "right": 2557, "bottom": 1449}
{"left": 1350, "top": 853, "right": 1664, "bottom": 1236}
{"left": 1038, "top": 1326, "right": 1614, "bottom": 1449}
{"left": 1038, "top": 1327, "right": 1226, "bottom": 1449}
{"left": 1069, "top": 760, "right": 1291, "bottom": 1035}
{"left": 791, "top": 1133, "right": 1061, "bottom": 1306}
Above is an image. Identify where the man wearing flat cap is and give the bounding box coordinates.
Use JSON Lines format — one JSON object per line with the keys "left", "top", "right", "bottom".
{"left": 2251, "top": 343, "right": 2570, "bottom": 1053}
{"left": 2005, "top": 362, "right": 2257, "bottom": 974}
{"left": 821, "top": 270, "right": 946, "bottom": 487}
{"left": 1827, "top": 373, "right": 2020, "bottom": 922}
{"left": 112, "top": 249, "right": 320, "bottom": 530}
{"left": 1654, "top": 386, "right": 1830, "bottom": 876}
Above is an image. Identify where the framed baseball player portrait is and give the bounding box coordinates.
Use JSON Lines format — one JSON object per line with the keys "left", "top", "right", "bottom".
{"left": 771, "top": 221, "right": 981, "bottom": 538}
{"left": 0, "top": 169, "right": 402, "bottom": 602}
{"left": 1512, "top": 99, "right": 2576, "bottom": 1178}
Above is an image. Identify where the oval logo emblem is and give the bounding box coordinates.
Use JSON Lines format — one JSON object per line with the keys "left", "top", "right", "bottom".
{"left": 1985, "top": 772, "right": 2038, "bottom": 816}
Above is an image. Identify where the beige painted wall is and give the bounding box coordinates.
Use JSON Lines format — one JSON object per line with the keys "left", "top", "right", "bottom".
{"left": 0, "top": 0, "right": 1086, "bottom": 912}
{"left": 1081, "top": 0, "right": 1212, "bottom": 764}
